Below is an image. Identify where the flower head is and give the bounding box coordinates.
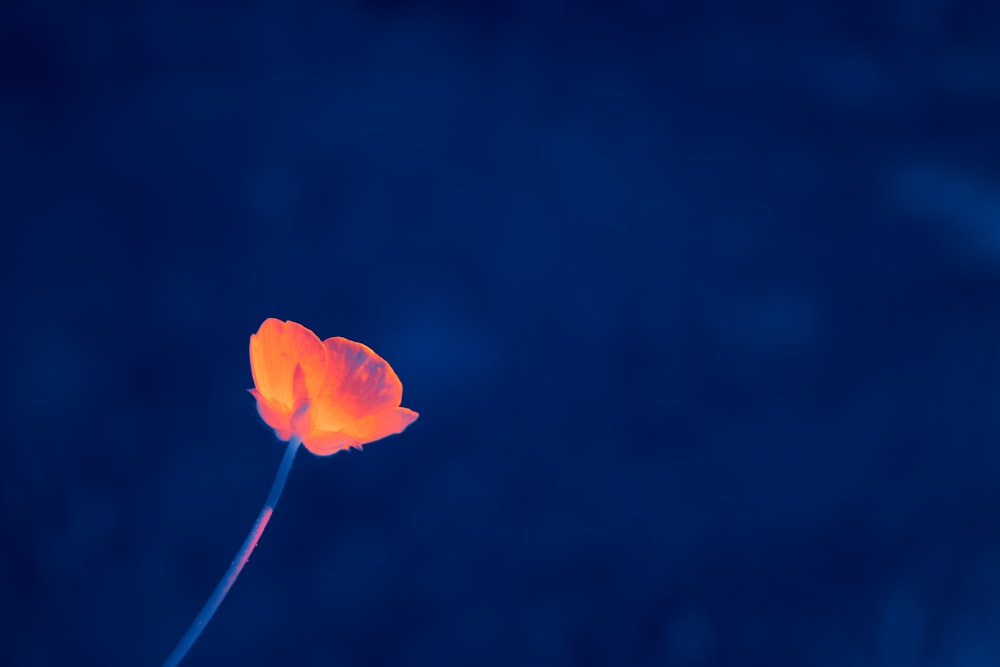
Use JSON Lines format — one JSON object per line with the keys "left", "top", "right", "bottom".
{"left": 249, "top": 318, "right": 418, "bottom": 455}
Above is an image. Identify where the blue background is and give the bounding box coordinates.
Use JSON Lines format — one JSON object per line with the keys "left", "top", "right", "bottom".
{"left": 4, "top": 1, "right": 1000, "bottom": 665}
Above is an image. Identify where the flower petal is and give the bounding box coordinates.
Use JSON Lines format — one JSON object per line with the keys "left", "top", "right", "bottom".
{"left": 289, "top": 363, "right": 314, "bottom": 437}
{"left": 301, "top": 431, "right": 358, "bottom": 456}
{"left": 310, "top": 337, "right": 405, "bottom": 433}
{"left": 249, "top": 319, "right": 328, "bottom": 413}
{"left": 249, "top": 389, "right": 293, "bottom": 440}
{"left": 345, "top": 407, "right": 419, "bottom": 443}
{"left": 302, "top": 408, "right": 419, "bottom": 456}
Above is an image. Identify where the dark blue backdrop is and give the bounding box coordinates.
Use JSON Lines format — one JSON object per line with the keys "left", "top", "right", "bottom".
{"left": 4, "top": 1, "right": 1000, "bottom": 665}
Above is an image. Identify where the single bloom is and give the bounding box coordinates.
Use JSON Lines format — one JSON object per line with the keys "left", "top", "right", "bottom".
{"left": 249, "top": 318, "right": 419, "bottom": 455}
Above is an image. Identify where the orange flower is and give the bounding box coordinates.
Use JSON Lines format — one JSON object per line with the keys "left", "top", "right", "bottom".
{"left": 249, "top": 318, "right": 418, "bottom": 455}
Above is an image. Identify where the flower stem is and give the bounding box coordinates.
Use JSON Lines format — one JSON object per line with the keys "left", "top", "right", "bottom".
{"left": 162, "top": 437, "right": 301, "bottom": 667}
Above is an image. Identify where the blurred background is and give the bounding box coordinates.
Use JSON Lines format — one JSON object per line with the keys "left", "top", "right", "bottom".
{"left": 3, "top": 1, "right": 1000, "bottom": 665}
